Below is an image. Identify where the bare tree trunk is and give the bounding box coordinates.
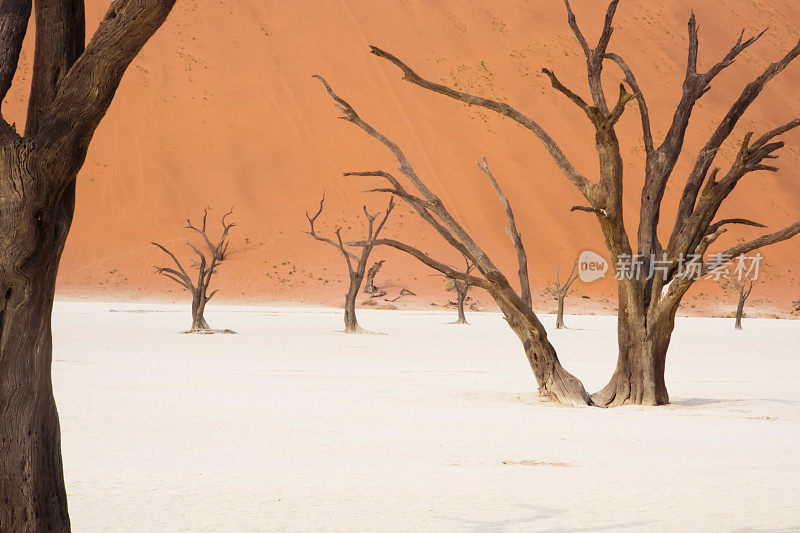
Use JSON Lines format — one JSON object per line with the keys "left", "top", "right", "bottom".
{"left": 734, "top": 299, "right": 745, "bottom": 330}
{"left": 0, "top": 0, "right": 175, "bottom": 526}
{"left": 454, "top": 281, "right": 468, "bottom": 324}
{"left": 492, "top": 280, "right": 591, "bottom": 406}
{"left": 554, "top": 261, "right": 578, "bottom": 330}
{"left": 734, "top": 280, "right": 753, "bottom": 330}
{"left": 190, "top": 292, "right": 210, "bottom": 332}
{"left": 555, "top": 293, "right": 566, "bottom": 329}
{"left": 344, "top": 272, "right": 365, "bottom": 333}
{"left": 592, "top": 302, "right": 673, "bottom": 407}
{"left": 364, "top": 259, "right": 385, "bottom": 296}
{"left": 0, "top": 174, "right": 74, "bottom": 531}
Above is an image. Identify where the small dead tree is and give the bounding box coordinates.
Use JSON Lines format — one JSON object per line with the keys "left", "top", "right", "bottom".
{"left": 446, "top": 256, "right": 475, "bottom": 324}
{"left": 316, "top": 76, "right": 591, "bottom": 406}
{"left": 733, "top": 279, "right": 754, "bottom": 330}
{"left": 356, "top": 1, "right": 800, "bottom": 406}
{"left": 305, "top": 193, "right": 394, "bottom": 333}
{"left": 0, "top": 1, "right": 176, "bottom": 528}
{"left": 386, "top": 287, "right": 415, "bottom": 303}
{"left": 152, "top": 209, "right": 234, "bottom": 333}
{"left": 554, "top": 260, "right": 580, "bottom": 329}
{"left": 364, "top": 259, "right": 386, "bottom": 297}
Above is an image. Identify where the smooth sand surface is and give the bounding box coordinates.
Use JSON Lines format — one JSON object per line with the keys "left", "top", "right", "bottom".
{"left": 54, "top": 302, "right": 800, "bottom": 531}
{"left": 2, "top": 1, "right": 798, "bottom": 313}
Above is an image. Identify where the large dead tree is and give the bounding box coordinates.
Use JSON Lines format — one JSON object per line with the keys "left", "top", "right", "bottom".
{"left": 733, "top": 279, "right": 754, "bottom": 330}
{"left": 152, "top": 209, "right": 234, "bottom": 333}
{"left": 0, "top": 1, "right": 175, "bottom": 530}
{"left": 316, "top": 76, "right": 591, "bottom": 406}
{"left": 305, "top": 193, "right": 393, "bottom": 333}
{"left": 554, "top": 260, "right": 579, "bottom": 330}
{"left": 342, "top": 1, "right": 800, "bottom": 406}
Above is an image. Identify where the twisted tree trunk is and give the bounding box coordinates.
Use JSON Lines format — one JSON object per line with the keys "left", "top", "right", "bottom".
{"left": 190, "top": 291, "right": 210, "bottom": 332}
{"left": 491, "top": 277, "right": 591, "bottom": 406}
{"left": 592, "top": 298, "right": 674, "bottom": 407}
{"left": 0, "top": 164, "right": 74, "bottom": 531}
{"left": 0, "top": 0, "right": 176, "bottom": 528}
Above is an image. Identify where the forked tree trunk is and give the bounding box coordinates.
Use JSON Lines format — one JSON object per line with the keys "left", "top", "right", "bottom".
{"left": 592, "top": 301, "right": 674, "bottom": 407}
{"left": 0, "top": 173, "right": 75, "bottom": 531}
{"left": 0, "top": 0, "right": 175, "bottom": 527}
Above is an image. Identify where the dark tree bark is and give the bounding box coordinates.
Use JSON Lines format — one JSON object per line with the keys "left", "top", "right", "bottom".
{"left": 316, "top": 76, "right": 590, "bottom": 406}
{"left": 361, "top": 1, "right": 800, "bottom": 406}
{"left": 0, "top": 1, "right": 175, "bottom": 530}
{"left": 554, "top": 260, "right": 579, "bottom": 329}
{"left": 733, "top": 279, "right": 754, "bottom": 330}
{"left": 152, "top": 209, "right": 234, "bottom": 333}
{"left": 305, "top": 193, "right": 394, "bottom": 333}
{"left": 364, "top": 259, "right": 386, "bottom": 297}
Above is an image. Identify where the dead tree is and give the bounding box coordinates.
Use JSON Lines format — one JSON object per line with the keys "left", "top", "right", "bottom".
{"left": 316, "top": 77, "right": 591, "bottom": 406}
{"left": 0, "top": 1, "right": 175, "bottom": 529}
{"left": 733, "top": 279, "right": 754, "bottom": 330}
{"left": 305, "top": 193, "right": 394, "bottom": 333}
{"left": 386, "top": 287, "right": 415, "bottom": 303}
{"left": 347, "top": 1, "right": 800, "bottom": 406}
{"left": 364, "top": 259, "right": 386, "bottom": 297}
{"left": 152, "top": 209, "right": 234, "bottom": 333}
{"left": 554, "top": 260, "right": 579, "bottom": 329}
{"left": 446, "top": 255, "right": 475, "bottom": 324}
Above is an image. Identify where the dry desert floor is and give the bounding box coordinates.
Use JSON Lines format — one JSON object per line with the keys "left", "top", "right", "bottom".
{"left": 53, "top": 302, "right": 800, "bottom": 531}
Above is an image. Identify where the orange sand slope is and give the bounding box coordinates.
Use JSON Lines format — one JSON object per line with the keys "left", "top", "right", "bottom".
{"left": 3, "top": 0, "right": 799, "bottom": 316}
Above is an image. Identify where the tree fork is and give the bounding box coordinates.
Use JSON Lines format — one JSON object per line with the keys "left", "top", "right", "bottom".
{"left": 0, "top": 0, "right": 176, "bottom": 529}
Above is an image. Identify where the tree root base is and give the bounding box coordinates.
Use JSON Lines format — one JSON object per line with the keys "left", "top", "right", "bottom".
{"left": 184, "top": 328, "right": 237, "bottom": 335}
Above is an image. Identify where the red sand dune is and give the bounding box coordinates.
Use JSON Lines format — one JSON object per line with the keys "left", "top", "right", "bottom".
{"left": 3, "top": 0, "right": 799, "bottom": 317}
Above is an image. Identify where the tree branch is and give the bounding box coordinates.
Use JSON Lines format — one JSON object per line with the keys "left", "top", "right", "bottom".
{"left": 0, "top": 0, "right": 30, "bottom": 111}
{"left": 673, "top": 37, "right": 800, "bottom": 227}
{"left": 305, "top": 192, "right": 359, "bottom": 262}
{"left": 707, "top": 218, "right": 766, "bottom": 234}
{"left": 605, "top": 52, "right": 653, "bottom": 154}
{"left": 476, "top": 156, "right": 532, "bottom": 308}
{"left": 335, "top": 228, "right": 354, "bottom": 275}
{"left": 716, "top": 220, "right": 800, "bottom": 261}
{"left": 315, "top": 74, "right": 494, "bottom": 267}
{"left": 562, "top": 0, "right": 619, "bottom": 113}
{"left": 151, "top": 241, "right": 193, "bottom": 289}
{"left": 571, "top": 205, "right": 607, "bottom": 216}
{"left": 25, "top": 0, "right": 84, "bottom": 136}
{"left": 368, "top": 47, "right": 594, "bottom": 199}
{"left": 364, "top": 238, "right": 490, "bottom": 289}
{"left": 34, "top": 0, "right": 176, "bottom": 177}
